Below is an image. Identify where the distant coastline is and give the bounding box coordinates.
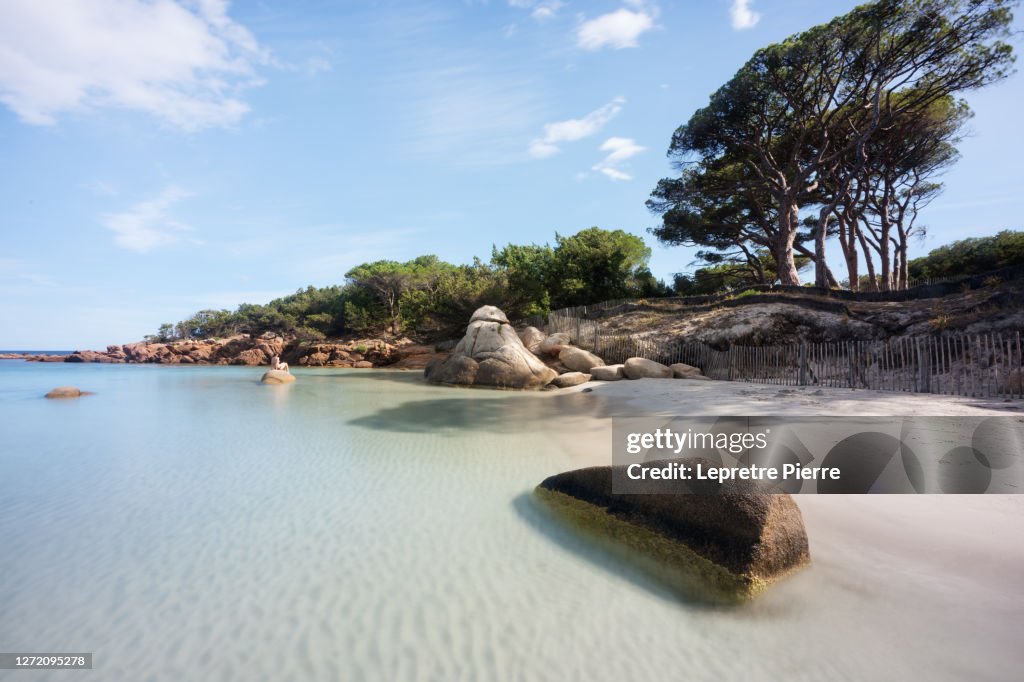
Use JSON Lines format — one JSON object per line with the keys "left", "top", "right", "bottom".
{"left": 0, "top": 350, "right": 73, "bottom": 355}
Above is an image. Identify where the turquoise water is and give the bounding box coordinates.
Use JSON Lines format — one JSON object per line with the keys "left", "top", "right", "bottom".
{"left": 1, "top": 362, "right": 1022, "bottom": 681}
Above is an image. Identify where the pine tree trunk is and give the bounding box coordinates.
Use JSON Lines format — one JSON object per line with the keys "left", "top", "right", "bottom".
{"left": 814, "top": 206, "right": 830, "bottom": 287}
{"left": 775, "top": 198, "right": 802, "bottom": 285}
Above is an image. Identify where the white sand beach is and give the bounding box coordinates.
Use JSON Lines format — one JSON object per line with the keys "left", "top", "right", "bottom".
{"left": 556, "top": 376, "right": 1021, "bottom": 416}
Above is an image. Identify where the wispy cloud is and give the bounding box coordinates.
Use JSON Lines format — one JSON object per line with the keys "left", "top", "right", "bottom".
{"left": 576, "top": 6, "right": 656, "bottom": 50}
{"left": 83, "top": 179, "right": 119, "bottom": 197}
{"left": 305, "top": 56, "right": 333, "bottom": 76}
{"left": 399, "top": 64, "right": 546, "bottom": 165}
{"left": 529, "top": 96, "right": 626, "bottom": 159}
{"left": 730, "top": 0, "right": 761, "bottom": 30}
{"left": 0, "top": 0, "right": 270, "bottom": 130}
{"left": 101, "top": 186, "right": 197, "bottom": 253}
{"left": 592, "top": 136, "right": 645, "bottom": 181}
{"left": 0, "top": 258, "right": 58, "bottom": 291}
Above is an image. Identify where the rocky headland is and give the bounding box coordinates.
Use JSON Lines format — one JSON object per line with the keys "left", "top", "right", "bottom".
{"left": 5, "top": 304, "right": 709, "bottom": 391}
{"left": 3, "top": 334, "right": 447, "bottom": 370}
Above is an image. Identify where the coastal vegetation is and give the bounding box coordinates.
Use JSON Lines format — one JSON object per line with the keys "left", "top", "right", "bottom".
{"left": 907, "top": 230, "right": 1024, "bottom": 279}
{"left": 149, "top": 229, "right": 1024, "bottom": 344}
{"left": 148, "top": 227, "right": 667, "bottom": 342}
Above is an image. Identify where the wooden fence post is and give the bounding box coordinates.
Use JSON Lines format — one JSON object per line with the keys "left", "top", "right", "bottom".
{"left": 847, "top": 341, "right": 854, "bottom": 389}
{"left": 799, "top": 343, "right": 807, "bottom": 386}
{"left": 919, "top": 338, "right": 930, "bottom": 393}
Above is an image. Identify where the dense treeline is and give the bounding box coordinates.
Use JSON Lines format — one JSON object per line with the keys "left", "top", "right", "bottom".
{"left": 648, "top": 0, "right": 1016, "bottom": 292}
{"left": 907, "top": 230, "right": 1024, "bottom": 279}
{"left": 672, "top": 230, "right": 1024, "bottom": 294}
{"left": 150, "top": 227, "right": 668, "bottom": 342}
{"left": 153, "top": 225, "right": 1024, "bottom": 344}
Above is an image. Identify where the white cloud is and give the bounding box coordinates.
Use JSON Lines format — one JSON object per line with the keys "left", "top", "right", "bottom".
{"left": 529, "top": 96, "right": 626, "bottom": 158}
{"left": 532, "top": 1, "right": 565, "bottom": 21}
{"left": 0, "top": 0, "right": 270, "bottom": 130}
{"left": 529, "top": 140, "right": 561, "bottom": 159}
{"left": 101, "top": 187, "right": 197, "bottom": 253}
{"left": 730, "top": 0, "right": 761, "bottom": 30}
{"left": 576, "top": 8, "right": 655, "bottom": 50}
{"left": 592, "top": 136, "right": 645, "bottom": 181}
{"left": 596, "top": 167, "right": 632, "bottom": 181}
{"left": 507, "top": 1, "right": 564, "bottom": 23}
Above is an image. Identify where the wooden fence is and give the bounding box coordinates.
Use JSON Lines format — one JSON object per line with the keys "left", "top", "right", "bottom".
{"left": 538, "top": 315, "right": 1024, "bottom": 399}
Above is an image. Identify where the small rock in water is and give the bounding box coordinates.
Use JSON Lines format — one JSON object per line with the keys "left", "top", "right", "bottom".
{"left": 261, "top": 370, "right": 296, "bottom": 384}
{"left": 45, "top": 386, "right": 85, "bottom": 399}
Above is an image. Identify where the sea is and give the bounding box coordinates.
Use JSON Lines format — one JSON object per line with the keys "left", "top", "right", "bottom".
{"left": 1, "top": 361, "right": 1021, "bottom": 681}
{"left": 0, "top": 351, "right": 73, "bottom": 355}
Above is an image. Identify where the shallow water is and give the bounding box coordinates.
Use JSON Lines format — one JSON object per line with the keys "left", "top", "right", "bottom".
{"left": 1, "top": 363, "right": 1021, "bottom": 681}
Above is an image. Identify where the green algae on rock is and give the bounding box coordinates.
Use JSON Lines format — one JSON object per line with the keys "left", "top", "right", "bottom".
{"left": 534, "top": 458, "right": 810, "bottom": 601}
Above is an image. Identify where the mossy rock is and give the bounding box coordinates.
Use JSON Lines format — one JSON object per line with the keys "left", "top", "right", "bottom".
{"left": 534, "top": 458, "right": 810, "bottom": 602}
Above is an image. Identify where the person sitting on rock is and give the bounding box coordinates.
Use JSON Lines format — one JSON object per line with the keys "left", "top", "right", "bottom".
{"left": 270, "top": 355, "right": 290, "bottom": 373}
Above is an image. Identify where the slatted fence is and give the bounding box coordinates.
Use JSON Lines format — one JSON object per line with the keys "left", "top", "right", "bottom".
{"left": 536, "top": 320, "right": 1024, "bottom": 399}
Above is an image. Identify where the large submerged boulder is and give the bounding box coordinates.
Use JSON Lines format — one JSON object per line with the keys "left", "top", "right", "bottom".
{"left": 425, "top": 306, "right": 557, "bottom": 389}
{"left": 534, "top": 458, "right": 810, "bottom": 601}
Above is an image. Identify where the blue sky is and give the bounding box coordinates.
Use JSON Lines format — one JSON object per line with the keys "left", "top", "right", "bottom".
{"left": 1, "top": 0, "right": 1021, "bottom": 349}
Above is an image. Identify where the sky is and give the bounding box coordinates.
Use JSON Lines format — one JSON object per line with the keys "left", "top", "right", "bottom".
{"left": 1, "top": 0, "right": 1021, "bottom": 349}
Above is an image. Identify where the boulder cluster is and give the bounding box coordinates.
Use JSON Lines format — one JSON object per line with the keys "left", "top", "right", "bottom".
{"left": 425, "top": 305, "right": 711, "bottom": 390}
